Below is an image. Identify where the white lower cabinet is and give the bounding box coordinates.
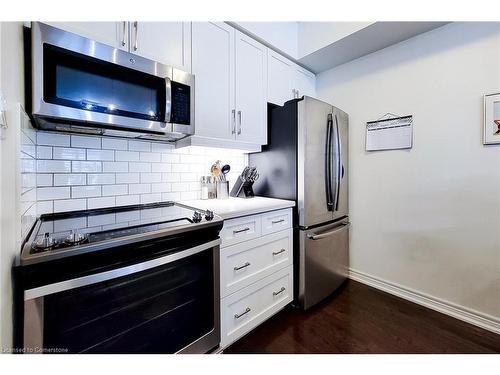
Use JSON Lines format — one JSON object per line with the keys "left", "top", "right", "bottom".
{"left": 219, "top": 208, "right": 293, "bottom": 349}
{"left": 221, "top": 265, "right": 293, "bottom": 348}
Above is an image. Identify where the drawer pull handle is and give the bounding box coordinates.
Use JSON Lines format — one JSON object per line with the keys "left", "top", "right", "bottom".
{"left": 272, "top": 248, "right": 286, "bottom": 256}
{"left": 271, "top": 219, "right": 285, "bottom": 224}
{"left": 233, "top": 227, "right": 250, "bottom": 234}
{"left": 234, "top": 307, "right": 251, "bottom": 319}
{"left": 273, "top": 287, "right": 286, "bottom": 296}
{"left": 234, "top": 262, "right": 251, "bottom": 271}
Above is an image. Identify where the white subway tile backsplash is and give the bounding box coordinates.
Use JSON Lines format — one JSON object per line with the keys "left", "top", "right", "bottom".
{"left": 37, "top": 160, "right": 72, "bottom": 173}
{"left": 54, "top": 174, "right": 87, "bottom": 186}
{"left": 140, "top": 173, "right": 162, "bottom": 183}
{"left": 140, "top": 152, "right": 161, "bottom": 163}
{"left": 161, "top": 153, "right": 180, "bottom": 163}
{"left": 72, "top": 161, "right": 102, "bottom": 173}
{"left": 103, "top": 162, "right": 128, "bottom": 173}
{"left": 37, "top": 201, "right": 53, "bottom": 214}
{"left": 87, "top": 149, "right": 114, "bottom": 161}
{"left": 115, "top": 151, "right": 140, "bottom": 162}
{"left": 37, "top": 146, "right": 53, "bottom": 159}
{"left": 72, "top": 185, "right": 102, "bottom": 198}
{"left": 37, "top": 132, "right": 70, "bottom": 147}
{"left": 87, "top": 173, "right": 116, "bottom": 185}
{"left": 151, "top": 143, "right": 174, "bottom": 153}
{"left": 37, "top": 174, "right": 53, "bottom": 187}
{"left": 151, "top": 183, "right": 171, "bottom": 193}
{"left": 151, "top": 163, "right": 171, "bottom": 173}
{"left": 162, "top": 192, "right": 181, "bottom": 201}
{"left": 162, "top": 173, "right": 180, "bottom": 182}
{"left": 170, "top": 182, "right": 190, "bottom": 192}
{"left": 115, "top": 173, "right": 140, "bottom": 184}
{"left": 37, "top": 187, "right": 70, "bottom": 200}
{"left": 54, "top": 199, "right": 87, "bottom": 212}
{"left": 102, "top": 138, "right": 128, "bottom": 150}
{"left": 88, "top": 196, "right": 115, "bottom": 209}
{"left": 32, "top": 133, "right": 246, "bottom": 212}
{"left": 102, "top": 184, "right": 128, "bottom": 196}
{"left": 181, "top": 191, "right": 199, "bottom": 201}
{"left": 116, "top": 195, "right": 140, "bottom": 206}
{"left": 128, "top": 141, "right": 150, "bottom": 152}
{"left": 71, "top": 135, "right": 101, "bottom": 149}
{"left": 129, "top": 184, "right": 151, "bottom": 194}
{"left": 129, "top": 162, "right": 151, "bottom": 173}
{"left": 53, "top": 147, "right": 86, "bottom": 160}
{"left": 140, "top": 193, "right": 162, "bottom": 204}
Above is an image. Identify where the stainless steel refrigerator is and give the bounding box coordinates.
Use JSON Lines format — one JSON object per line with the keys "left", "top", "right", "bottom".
{"left": 250, "top": 96, "right": 349, "bottom": 310}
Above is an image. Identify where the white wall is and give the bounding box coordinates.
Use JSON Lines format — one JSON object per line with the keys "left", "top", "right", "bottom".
{"left": 297, "top": 22, "right": 373, "bottom": 58}
{"left": 235, "top": 22, "right": 298, "bottom": 58}
{"left": 317, "top": 22, "right": 500, "bottom": 321}
{"left": 0, "top": 21, "right": 25, "bottom": 351}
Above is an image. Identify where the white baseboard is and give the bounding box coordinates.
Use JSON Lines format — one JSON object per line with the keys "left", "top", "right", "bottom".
{"left": 348, "top": 268, "right": 500, "bottom": 335}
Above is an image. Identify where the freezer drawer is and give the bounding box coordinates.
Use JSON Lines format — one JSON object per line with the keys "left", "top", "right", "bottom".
{"left": 298, "top": 220, "right": 349, "bottom": 310}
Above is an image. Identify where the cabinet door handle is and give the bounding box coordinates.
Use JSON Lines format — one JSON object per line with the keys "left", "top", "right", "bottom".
{"left": 237, "top": 110, "right": 242, "bottom": 135}
{"left": 133, "top": 21, "right": 138, "bottom": 51}
{"left": 273, "top": 287, "right": 286, "bottom": 296}
{"left": 271, "top": 219, "right": 285, "bottom": 224}
{"left": 234, "top": 307, "right": 251, "bottom": 319}
{"left": 272, "top": 248, "right": 286, "bottom": 256}
{"left": 234, "top": 262, "right": 251, "bottom": 271}
{"left": 121, "top": 22, "right": 127, "bottom": 47}
{"left": 233, "top": 227, "right": 250, "bottom": 234}
{"left": 231, "top": 109, "right": 236, "bottom": 134}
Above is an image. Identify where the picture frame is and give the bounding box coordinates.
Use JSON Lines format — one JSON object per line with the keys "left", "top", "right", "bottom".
{"left": 483, "top": 92, "right": 500, "bottom": 145}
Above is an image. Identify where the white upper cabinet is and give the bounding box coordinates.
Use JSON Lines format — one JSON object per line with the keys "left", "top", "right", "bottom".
{"left": 192, "top": 22, "right": 235, "bottom": 140}
{"left": 131, "top": 22, "right": 192, "bottom": 71}
{"left": 45, "top": 22, "right": 128, "bottom": 50}
{"left": 267, "top": 50, "right": 294, "bottom": 106}
{"left": 235, "top": 31, "right": 268, "bottom": 145}
{"left": 294, "top": 65, "right": 316, "bottom": 98}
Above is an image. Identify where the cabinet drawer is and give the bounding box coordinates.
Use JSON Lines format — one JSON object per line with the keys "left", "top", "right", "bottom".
{"left": 221, "top": 229, "right": 292, "bottom": 297}
{"left": 261, "top": 208, "right": 292, "bottom": 235}
{"left": 220, "top": 215, "right": 261, "bottom": 247}
{"left": 221, "top": 265, "right": 293, "bottom": 348}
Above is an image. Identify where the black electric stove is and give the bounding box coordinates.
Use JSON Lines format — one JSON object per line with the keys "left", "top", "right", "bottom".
{"left": 20, "top": 201, "right": 221, "bottom": 266}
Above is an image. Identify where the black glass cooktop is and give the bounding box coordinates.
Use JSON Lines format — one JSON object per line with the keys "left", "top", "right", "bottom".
{"left": 22, "top": 201, "right": 219, "bottom": 264}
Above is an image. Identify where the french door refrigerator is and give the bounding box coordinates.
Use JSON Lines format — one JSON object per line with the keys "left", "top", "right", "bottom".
{"left": 249, "top": 96, "right": 349, "bottom": 310}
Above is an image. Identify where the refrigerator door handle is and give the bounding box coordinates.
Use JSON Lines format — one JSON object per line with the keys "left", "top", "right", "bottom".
{"left": 307, "top": 222, "right": 350, "bottom": 240}
{"left": 325, "top": 114, "right": 334, "bottom": 211}
{"left": 334, "top": 114, "right": 342, "bottom": 211}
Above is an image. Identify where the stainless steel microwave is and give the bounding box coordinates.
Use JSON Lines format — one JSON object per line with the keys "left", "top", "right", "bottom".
{"left": 29, "top": 22, "right": 195, "bottom": 142}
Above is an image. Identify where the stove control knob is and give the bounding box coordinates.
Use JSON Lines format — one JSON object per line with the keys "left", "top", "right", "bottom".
{"left": 192, "top": 211, "right": 202, "bottom": 223}
{"left": 205, "top": 210, "right": 214, "bottom": 221}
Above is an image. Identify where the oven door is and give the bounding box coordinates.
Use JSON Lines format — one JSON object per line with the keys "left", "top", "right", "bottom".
{"left": 31, "top": 22, "right": 194, "bottom": 137}
{"left": 23, "top": 240, "right": 220, "bottom": 354}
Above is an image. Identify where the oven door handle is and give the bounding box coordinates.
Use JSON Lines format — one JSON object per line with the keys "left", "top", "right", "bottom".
{"left": 24, "top": 238, "right": 220, "bottom": 301}
{"left": 164, "top": 77, "right": 172, "bottom": 124}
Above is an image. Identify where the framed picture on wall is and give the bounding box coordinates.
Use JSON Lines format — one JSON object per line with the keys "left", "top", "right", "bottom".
{"left": 483, "top": 93, "right": 500, "bottom": 145}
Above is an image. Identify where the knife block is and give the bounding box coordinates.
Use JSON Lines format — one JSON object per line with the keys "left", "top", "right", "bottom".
{"left": 230, "top": 177, "right": 255, "bottom": 198}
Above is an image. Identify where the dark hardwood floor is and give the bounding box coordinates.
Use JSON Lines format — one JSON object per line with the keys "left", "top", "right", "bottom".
{"left": 224, "top": 280, "right": 500, "bottom": 354}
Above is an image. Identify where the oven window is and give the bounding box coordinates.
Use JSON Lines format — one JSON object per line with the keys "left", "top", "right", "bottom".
{"left": 43, "top": 248, "right": 215, "bottom": 353}
{"left": 43, "top": 44, "right": 166, "bottom": 122}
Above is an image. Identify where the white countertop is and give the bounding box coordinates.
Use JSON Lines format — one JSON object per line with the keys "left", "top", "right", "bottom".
{"left": 181, "top": 196, "right": 295, "bottom": 220}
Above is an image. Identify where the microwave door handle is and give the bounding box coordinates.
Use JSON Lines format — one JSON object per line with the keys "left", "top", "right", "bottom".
{"left": 325, "top": 114, "right": 334, "bottom": 211}
{"left": 164, "top": 77, "right": 172, "bottom": 123}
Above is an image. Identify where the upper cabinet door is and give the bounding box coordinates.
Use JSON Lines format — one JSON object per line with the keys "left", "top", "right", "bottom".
{"left": 45, "top": 22, "right": 127, "bottom": 50}
{"left": 295, "top": 66, "right": 316, "bottom": 98}
{"left": 132, "top": 22, "right": 192, "bottom": 71}
{"left": 267, "top": 50, "right": 294, "bottom": 106}
{"left": 235, "top": 31, "right": 267, "bottom": 145}
{"left": 192, "top": 22, "right": 235, "bottom": 140}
